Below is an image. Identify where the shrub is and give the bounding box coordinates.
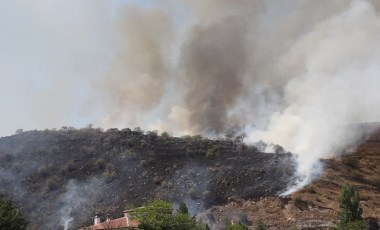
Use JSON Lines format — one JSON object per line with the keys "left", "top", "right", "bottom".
{"left": 147, "top": 131, "right": 158, "bottom": 141}
{"left": 336, "top": 184, "right": 364, "bottom": 230}
{"left": 293, "top": 194, "right": 303, "bottom": 206}
{"left": 225, "top": 223, "right": 248, "bottom": 230}
{"left": 152, "top": 176, "right": 163, "bottom": 185}
{"left": 0, "top": 198, "right": 28, "bottom": 229}
{"left": 206, "top": 145, "right": 221, "bottom": 158}
{"left": 188, "top": 188, "right": 197, "bottom": 199}
{"left": 161, "top": 132, "right": 170, "bottom": 139}
{"left": 140, "top": 160, "right": 147, "bottom": 167}
{"left": 102, "top": 171, "right": 116, "bottom": 183}
{"left": 105, "top": 163, "right": 115, "bottom": 172}
{"left": 95, "top": 158, "right": 107, "bottom": 170}
{"left": 61, "top": 160, "right": 76, "bottom": 175}
{"left": 368, "top": 175, "right": 380, "bottom": 190}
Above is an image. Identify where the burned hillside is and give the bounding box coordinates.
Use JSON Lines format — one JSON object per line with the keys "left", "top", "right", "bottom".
{"left": 0, "top": 127, "right": 295, "bottom": 229}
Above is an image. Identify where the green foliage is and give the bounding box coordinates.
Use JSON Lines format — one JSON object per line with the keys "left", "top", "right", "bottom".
{"left": 341, "top": 220, "right": 367, "bottom": 230}
{"left": 178, "top": 202, "right": 189, "bottom": 215}
{"left": 336, "top": 184, "right": 364, "bottom": 230}
{"left": 225, "top": 223, "right": 248, "bottom": 230}
{"left": 0, "top": 198, "right": 28, "bottom": 230}
{"left": 131, "top": 200, "right": 206, "bottom": 230}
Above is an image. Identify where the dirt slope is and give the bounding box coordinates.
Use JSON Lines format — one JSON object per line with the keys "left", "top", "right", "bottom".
{"left": 198, "top": 133, "right": 380, "bottom": 229}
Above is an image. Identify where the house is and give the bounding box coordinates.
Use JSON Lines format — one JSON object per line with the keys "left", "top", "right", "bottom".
{"left": 80, "top": 210, "right": 139, "bottom": 230}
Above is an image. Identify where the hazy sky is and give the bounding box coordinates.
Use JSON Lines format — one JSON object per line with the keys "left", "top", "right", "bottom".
{"left": 0, "top": 0, "right": 155, "bottom": 136}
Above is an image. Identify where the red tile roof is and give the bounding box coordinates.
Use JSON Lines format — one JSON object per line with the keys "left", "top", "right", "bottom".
{"left": 80, "top": 216, "right": 139, "bottom": 230}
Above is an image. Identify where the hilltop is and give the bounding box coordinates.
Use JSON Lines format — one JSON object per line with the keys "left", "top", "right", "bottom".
{"left": 0, "top": 127, "right": 294, "bottom": 229}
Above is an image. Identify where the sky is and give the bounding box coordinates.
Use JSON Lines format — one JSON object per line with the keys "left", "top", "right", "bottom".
{"left": 2, "top": 0, "right": 380, "bottom": 195}
{"left": 0, "top": 1, "right": 146, "bottom": 136}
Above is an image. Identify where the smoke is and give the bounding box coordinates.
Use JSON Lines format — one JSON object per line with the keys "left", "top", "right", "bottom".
{"left": 100, "top": 5, "right": 174, "bottom": 128}
{"left": 3, "top": 0, "right": 380, "bottom": 193}
{"left": 59, "top": 178, "right": 105, "bottom": 230}
{"left": 248, "top": 0, "right": 380, "bottom": 194}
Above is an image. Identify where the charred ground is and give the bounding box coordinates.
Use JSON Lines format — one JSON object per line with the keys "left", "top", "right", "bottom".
{"left": 0, "top": 127, "right": 295, "bottom": 229}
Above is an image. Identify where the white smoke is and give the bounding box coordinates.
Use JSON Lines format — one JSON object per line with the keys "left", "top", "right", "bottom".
{"left": 248, "top": 0, "right": 380, "bottom": 194}
{"left": 60, "top": 178, "right": 104, "bottom": 229}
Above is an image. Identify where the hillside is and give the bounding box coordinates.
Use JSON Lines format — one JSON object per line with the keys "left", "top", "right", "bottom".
{"left": 197, "top": 129, "right": 380, "bottom": 229}
{"left": 0, "top": 127, "right": 294, "bottom": 229}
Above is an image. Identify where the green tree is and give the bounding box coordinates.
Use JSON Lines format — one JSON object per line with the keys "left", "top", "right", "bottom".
{"left": 0, "top": 198, "right": 28, "bottom": 230}
{"left": 336, "top": 185, "right": 365, "bottom": 230}
{"left": 178, "top": 202, "right": 189, "bottom": 215}
{"left": 131, "top": 200, "right": 206, "bottom": 230}
{"left": 225, "top": 223, "right": 248, "bottom": 230}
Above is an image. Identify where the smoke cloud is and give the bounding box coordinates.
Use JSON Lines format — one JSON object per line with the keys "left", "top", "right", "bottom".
{"left": 2, "top": 0, "right": 380, "bottom": 192}
{"left": 248, "top": 0, "right": 380, "bottom": 194}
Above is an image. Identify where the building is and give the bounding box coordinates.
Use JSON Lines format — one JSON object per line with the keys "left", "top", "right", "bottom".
{"left": 80, "top": 210, "right": 139, "bottom": 230}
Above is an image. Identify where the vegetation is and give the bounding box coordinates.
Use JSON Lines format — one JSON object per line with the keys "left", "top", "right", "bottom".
{"left": 293, "top": 194, "right": 303, "bottom": 206}
{"left": 336, "top": 185, "right": 365, "bottom": 230}
{"left": 0, "top": 198, "right": 28, "bottom": 230}
{"left": 225, "top": 223, "right": 249, "bottom": 230}
{"left": 130, "top": 200, "right": 206, "bottom": 230}
{"left": 0, "top": 127, "right": 294, "bottom": 229}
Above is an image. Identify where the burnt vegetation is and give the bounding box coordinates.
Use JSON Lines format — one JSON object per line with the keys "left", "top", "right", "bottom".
{"left": 0, "top": 127, "right": 294, "bottom": 229}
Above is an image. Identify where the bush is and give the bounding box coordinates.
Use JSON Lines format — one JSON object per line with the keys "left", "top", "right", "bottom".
{"left": 188, "top": 188, "right": 197, "bottom": 199}
{"left": 0, "top": 198, "right": 28, "bottom": 230}
{"left": 95, "top": 158, "right": 107, "bottom": 170}
{"left": 293, "top": 194, "right": 303, "bottom": 206}
{"left": 147, "top": 131, "right": 158, "bottom": 141}
{"left": 131, "top": 200, "right": 206, "bottom": 230}
{"left": 225, "top": 223, "right": 248, "bottom": 230}
{"left": 368, "top": 175, "right": 380, "bottom": 190}
{"left": 336, "top": 185, "right": 364, "bottom": 230}
{"left": 105, "top": 163, "right": 115, "bottom": 172}
{"left": 102, "top": 171, "right": 116, "bottom": 183}
{"left": 140, "top": 160, "right": 147, "bottom": 167}
{"left": 161, "top": 131, "right": 170, "bottom": 139}
{"left": 152, "top": 176, "right": 163, "bottom": 185}
{"left": 206, "top": 145, "right": 221, "bottom": 158}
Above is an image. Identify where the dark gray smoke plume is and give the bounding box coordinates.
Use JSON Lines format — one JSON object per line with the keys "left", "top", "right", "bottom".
{"left": 180, "top": 17, "right": 248, "bottom": 133}
{"left": 2, "top": 0, "right": 380, "bottom": 193}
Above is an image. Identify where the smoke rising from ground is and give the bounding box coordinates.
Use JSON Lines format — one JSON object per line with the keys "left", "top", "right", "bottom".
{"left": 2, "top": 0, "right": 380, "bottom": 192}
